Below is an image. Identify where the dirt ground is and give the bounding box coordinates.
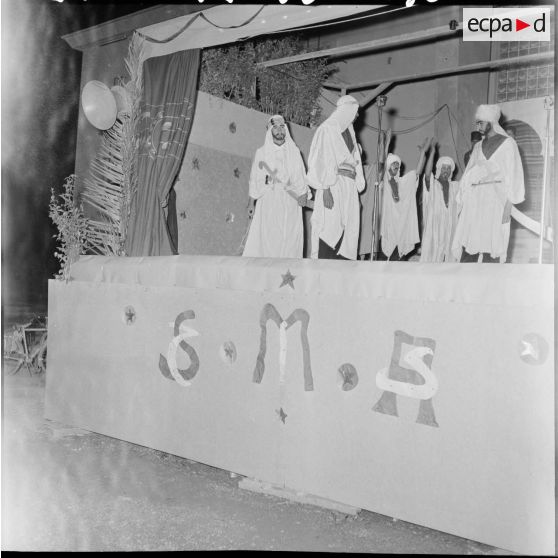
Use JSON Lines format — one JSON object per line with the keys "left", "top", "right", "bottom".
{"left": 2, "top": 361, "right": 513, "bottom": 553}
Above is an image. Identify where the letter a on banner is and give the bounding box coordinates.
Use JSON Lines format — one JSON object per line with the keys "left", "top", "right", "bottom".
{"left": 373, "top": 330, "right": 439, "bottom": 427}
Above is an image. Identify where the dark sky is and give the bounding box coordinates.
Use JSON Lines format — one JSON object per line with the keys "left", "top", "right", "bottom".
{"left": 2, "top": 0, "right": 152, "bottom": 314}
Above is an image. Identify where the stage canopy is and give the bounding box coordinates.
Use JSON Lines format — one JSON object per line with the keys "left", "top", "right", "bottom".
{"left": 138, "top": 4, "right": 387, "bottom": 59}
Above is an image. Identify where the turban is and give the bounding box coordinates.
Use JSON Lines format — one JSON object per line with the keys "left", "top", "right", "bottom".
{"left": 336, "top": 95, "right": 359, "bottom": 108}
{"left": 475, "top": 104, "right": 508, "bottom": 137}
{"left": 435, "top": 156, "right": 455, "bottom": 179}
{"left": 330, "top": 94, "right": 360, "bottom": 132}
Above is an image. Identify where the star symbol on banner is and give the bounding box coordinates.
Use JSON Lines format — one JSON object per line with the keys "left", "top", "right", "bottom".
{"left": 520, "top": 339, "right": 539, "bottom": 361}
{"left": 280, "top": 270, "right": 296, "bottom": 289}
{"left": 124, "top": 306, "right": 136, "bottom": 325}
{"left": 276, "top": 407, "right": 288, "bottom": 424}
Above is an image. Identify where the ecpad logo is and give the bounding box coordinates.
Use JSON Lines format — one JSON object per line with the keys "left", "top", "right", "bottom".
{"left": 463, "top": 7, "right": 551, "bottom": 41}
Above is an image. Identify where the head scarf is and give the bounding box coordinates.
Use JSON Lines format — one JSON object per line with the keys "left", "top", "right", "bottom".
{"left": 265, "top": 114, "right": 292, "bottom": 140}
{"left": 263, "top": 114, "right": 296, "bottom": 148}
{"left": 475, "top": 104, "right": 508, "bottom": 136}
{"left": 328, "top": 95, "right": 360, "bottom": 132}
{"left": 267, "top": 114, "right": 285, "bottom": 130}
{"left": 384, "top": 153, "right": 401, "bottom": 181}
{"left": 262, "top": 114, "right": 301, "bottom": 182}
{"left": 435, "top": 156, "right": 455, "bottom": 180}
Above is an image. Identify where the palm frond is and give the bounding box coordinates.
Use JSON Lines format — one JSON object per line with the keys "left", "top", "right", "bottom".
{"left": 81, "top": 32, "right": 144, "bottom": 256}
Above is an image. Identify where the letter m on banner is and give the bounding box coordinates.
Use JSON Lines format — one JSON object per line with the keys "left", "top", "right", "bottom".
{"left": 253, "top": 303, "right": 314, "bottom": 391}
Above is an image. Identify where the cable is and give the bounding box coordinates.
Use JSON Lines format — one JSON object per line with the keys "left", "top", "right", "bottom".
{"left": 445, "top": 105, "right": 464, "bottom": 172}
{"left": 139, "top": 3, "right": 395, "bottom": 45}
{"left": 137, "top": 6, "right": 266, "bottom": 44}
{"left": 318, "top": 94, "right": 467, "bottom": 176}
{"left": 447, "top": 107, "right": 471, "bottom": 144}
{"left": 392, "top": 108, "right": 447, "bottom": 120}
{"left": 362, "top": 105, "right": 445, "bottom": 134}
{"left": 356, "top": 103, "right": 465, "bottom": 172}
{"left": 137, "top": 13, "right": 202, "bottom": 44}
{"left": 200, "top": 6, "right": 265, "bottom": 29}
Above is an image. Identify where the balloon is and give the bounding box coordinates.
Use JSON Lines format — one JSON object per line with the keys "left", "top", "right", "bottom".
{"left": 81, "top": 80, "right": 117, "bottom": 130}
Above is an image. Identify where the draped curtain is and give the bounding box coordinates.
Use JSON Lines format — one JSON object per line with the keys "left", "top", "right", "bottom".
{"left": 125, "top": 49, "right": 201, "bottom": 256}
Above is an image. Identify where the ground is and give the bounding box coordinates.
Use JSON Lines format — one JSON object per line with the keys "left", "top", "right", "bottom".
{"left": 2, "top": 360, "right": 513, "bottom": 553}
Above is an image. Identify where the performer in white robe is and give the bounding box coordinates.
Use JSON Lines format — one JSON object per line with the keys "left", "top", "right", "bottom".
{"left": 452, "top": 104, "right": 525, "bottom": 263}
{"left": 242, "top": 115, "right": 309, "bottom": 258}
{"left": 420, "top": 155, "right": 460, "bottom": 263}
{"left": 380, "top": 153, "right": 420, "bottom": 260}
{"left": 307, "top": 95, "right": 365, "bottom": 260}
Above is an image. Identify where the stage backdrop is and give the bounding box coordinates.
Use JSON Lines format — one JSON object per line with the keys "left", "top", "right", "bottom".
{"left": 45, "top": 255, "right": 554, "bottom": 555}
{"left": 175, "top": 92, "right": 314, "bottom": 257}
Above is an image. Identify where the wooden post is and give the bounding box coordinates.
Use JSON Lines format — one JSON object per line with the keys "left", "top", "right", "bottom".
{"left": 332, "top": 52, "right": 554, "bottom": 92}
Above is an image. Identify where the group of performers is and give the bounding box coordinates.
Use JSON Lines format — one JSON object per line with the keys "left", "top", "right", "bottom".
{"left": 242, "top": 95, "right": 525, "bottom": 264}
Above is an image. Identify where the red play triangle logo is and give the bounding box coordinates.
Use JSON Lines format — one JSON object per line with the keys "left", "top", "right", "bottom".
{"left": 516, "top": 18, "right": 530, "bottom": 31}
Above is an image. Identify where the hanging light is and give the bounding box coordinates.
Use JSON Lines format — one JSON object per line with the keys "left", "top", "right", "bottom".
{"left": 81, "top": 80, "right": 117, "bottom": 130}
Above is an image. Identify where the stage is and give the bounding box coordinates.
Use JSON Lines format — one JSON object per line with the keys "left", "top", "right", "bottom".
{"left": 45, "top": 255, "right": 554, "bottom": 555}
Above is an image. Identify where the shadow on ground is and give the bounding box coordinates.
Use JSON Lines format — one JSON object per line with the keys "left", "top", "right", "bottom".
{"left": 2, "top": 361, "right": 512, "bottom": 553}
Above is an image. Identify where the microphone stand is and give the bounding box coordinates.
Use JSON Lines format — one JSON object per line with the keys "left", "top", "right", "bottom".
{"left": 371, "top": 95, "right": 387, "bottom": 261}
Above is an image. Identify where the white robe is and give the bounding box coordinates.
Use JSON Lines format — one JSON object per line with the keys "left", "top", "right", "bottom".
{"left": 307, "top": 119, "right": 365, "bottom": 260}
{"left": 242, "top": 142, "right": 308, "bottom": 258}
{"left": 452, "top": 136, "right": 525, "bottom": 260}
{"left": 420, "top": 175, "right": 460, "bottom": 263}
{"left": 380, "top": 170, "right": 419, "bottom": 258}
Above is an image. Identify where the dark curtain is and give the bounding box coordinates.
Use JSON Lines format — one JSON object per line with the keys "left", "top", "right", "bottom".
{"left": 125, "top": 49, "right": 200, "bottom": 256}
{"left": 166, "top": 187, "right": 178, "bottom": 254}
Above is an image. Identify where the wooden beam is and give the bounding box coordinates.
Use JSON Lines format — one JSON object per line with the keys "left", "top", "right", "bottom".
{"left": 343, "top": 51, "right": 554, "bottom": 91}
{"left": 323, "top": 83, "right": 344, "bottom": 91}
{"left": 358, "top": 82, "right": 393, "bottom": 108}
{"left": 259, "top": 24, "right": 461, "bottom": 68}
{"left": 322, "top": 80, "right": 351, "bottom": 91}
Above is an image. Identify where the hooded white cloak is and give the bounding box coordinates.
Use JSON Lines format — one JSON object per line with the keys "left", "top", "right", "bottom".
{"left": 307, "top": 95, "right": 365, "bottom": 260}
{"left": 380, "top": 153, "right": 420, "bottom": 258}
{"left": 452, "top": 105, "right": 525, "bottom": 260}
{"left": 420, "top": 156, "right": 460, "bottom": 263}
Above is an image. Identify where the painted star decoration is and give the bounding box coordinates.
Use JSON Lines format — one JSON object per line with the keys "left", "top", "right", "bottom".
{"left": 519, "top": 333, "right": 547, "bottom": 365}
{"left": 279, "top": 270, "right": 296, "bottom": 289}
{"left": 276, "top": 407, "right": 288, "bottom": 424}
{"left": 124, "top": 306, "right": 136, "bottom": 325}
{"left": 520, "top": 337, "right": 543, "bottom": 364}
